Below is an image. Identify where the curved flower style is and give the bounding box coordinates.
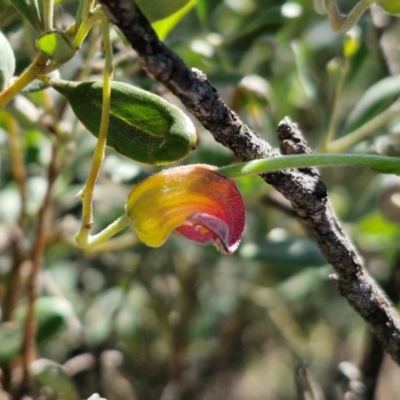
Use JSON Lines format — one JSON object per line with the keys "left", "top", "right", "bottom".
{"left": 125, "top": 164, "right": 245, "bottom": 254}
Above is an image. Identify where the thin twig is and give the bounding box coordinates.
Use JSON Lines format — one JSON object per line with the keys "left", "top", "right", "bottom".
{"left": 97, "top": 0, "right": 400, "bottom": 364}
{"left": 20, "top": 144, "right": 59, "bottom": 394}
{"left": 3, "top": 116, "right": 28, "bottom": 322}
{"left": 2, "top": 116, "right": 30, "bottom": 392}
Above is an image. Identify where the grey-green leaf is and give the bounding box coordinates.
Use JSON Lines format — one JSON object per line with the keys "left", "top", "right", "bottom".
{"left": 0, "top": 30, "right": 16, "bottom": 91}
{"left": 0, "top": 297, "right": 72, "bottom": 365}
{"left": 9, "top": 0, "right": 43, "bottom": 33}
{"left": 31, "top": 359, "right": 80, "bottom": 400}
{"left": 0, "top": 323, "right": 23, "bottom": 365}
{"left": 345, "top": 75, "right": 400, "bottom": 131}
{"left": 22, "top": 69, "right": 60, "bottom": 93}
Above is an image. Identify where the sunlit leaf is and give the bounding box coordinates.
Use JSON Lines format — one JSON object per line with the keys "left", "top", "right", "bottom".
{"left": 152, "top": 0, "right": 197, "bottom": 40}
{"left": 0, "top": 30, "right": 15, "bottom": 91}
{"left": 377, "top": 0, "right": 400, "bottom": 15}
{"left": 36, "top": 30, "right": 75, "bottom": 64}
{"left": 136, "top": 0, "right": 192, "bottom": 22}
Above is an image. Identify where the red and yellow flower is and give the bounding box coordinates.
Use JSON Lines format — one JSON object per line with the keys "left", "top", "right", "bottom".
{"left": 125, "top": 164, "right": 245, "bottom": 254}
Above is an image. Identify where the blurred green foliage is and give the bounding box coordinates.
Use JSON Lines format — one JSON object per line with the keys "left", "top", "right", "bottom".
{"left": 0, "top": 0, "right": 400, "bottom": 399}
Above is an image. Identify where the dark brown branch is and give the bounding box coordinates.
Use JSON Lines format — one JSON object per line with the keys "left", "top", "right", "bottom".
{"left": 98, "top": 0, "right": 400, "bottom": 364}
{"left": 361, "top": 254, "right": 400, "bottom": 400}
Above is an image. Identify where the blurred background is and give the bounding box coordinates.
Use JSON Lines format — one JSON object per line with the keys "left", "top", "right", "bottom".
{"left": 1, "top": 0, "right": 400, "bottom": 398}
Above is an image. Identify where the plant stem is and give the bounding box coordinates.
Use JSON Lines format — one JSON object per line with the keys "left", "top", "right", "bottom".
{"left": 319, "top": 59, "right": 348, "bottom": 151}
{"left": 82, "top": 231, "right": 138, "bottom": 252}
{"left": 0, "top": 54, "right": 48, "bottom": 109}
{"left": 75, "top": 15, "right": 113, "bottom": 247}
{"left": 75, "top": 0, "right": 91, "bottom": 32}
{"left": 319, "top": 0, "right": 375, "bottom": 32}
{"left": 2, "top": 116, "right": 28, "bottom": 325}
{"left": 5, "top": 115, "right": 27, "bottom": 223}
{"left": 326, "top": 105, "right": 400, "bottom": 153}
{"left": 72, "top": 7, "right": 102, "bottom": 50}
{"left": 21, "top": 144, "right": 58, "bottom": 391}
{"left": 218, "top": 153, "right": 400, "bottom": 178}
{"left": 76, "top": 214, "right": 131, "bottom": 249}
{"left": 43, "top": 0, "right": 54, "bottom": 30}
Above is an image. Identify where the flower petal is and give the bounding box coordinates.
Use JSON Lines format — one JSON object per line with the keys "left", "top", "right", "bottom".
{"left": 125, "top": 164, "right": 245, "bottom": 253}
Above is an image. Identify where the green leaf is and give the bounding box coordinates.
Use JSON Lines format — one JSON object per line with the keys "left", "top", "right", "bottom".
{"left": 0, "top": 297, "right": 71, "bottom": 365}
{"left": 49, "top": 79, "right": 198, "bottom": 165}
{"left": 276, "top": 267, "right": 331, "bottom": 302}
{"left": 240, "top": 239, "right": 327, "bottom": 280}
{"left": 135, "top": 0, "right": 192, "bottom": 22}
{"left": 22, "top": 69, "right": 60, "bottom": 93}
{"left": 0, "top": 323, "right": 23, "bottom": 364}
{"left": 83, "top": 287, "right": 124, "bottom": 345}
{"left": 8, "top": 0, "right": 43, "bottom": 33}
{"left": 31, "top": 359, "right": 80, "bottom": 400}
{"left": 0, "top": 30, "right": 16, "bottom": 91}
{"left": 36, "top": 30, "right": 75, "bottom": 64}
{"left": 35, "top": 296, "right": 71, "bottom": 343}
{"left": 152, "top": 0, "right": 197, "bottom": 40}
{"left": 196, "top": 0, "right": 223, "bottom": 26}
{"left": 225, "top": 6, "right": 284, "bottom": 45}
{"left": 377, "top": 0, "right": 400, "bottom": 15}
{"left": 345, "top": 75, "right": 400, "bottom": 131}
{"left": 370, "top": 164, "right": 400, "bottom": 176}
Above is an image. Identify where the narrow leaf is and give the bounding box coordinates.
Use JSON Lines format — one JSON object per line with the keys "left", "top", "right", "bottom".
{"left": 135, "top": 0, "right": 192, "bottom": 22}
{"left": 345, "top": 75, "right": 400, "bottom": 131}
{"left": 9, "top": 0, "right": 43, "bottom": 33}
{"left": 152, "top": 0, "right": 197, "bottom": 40}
